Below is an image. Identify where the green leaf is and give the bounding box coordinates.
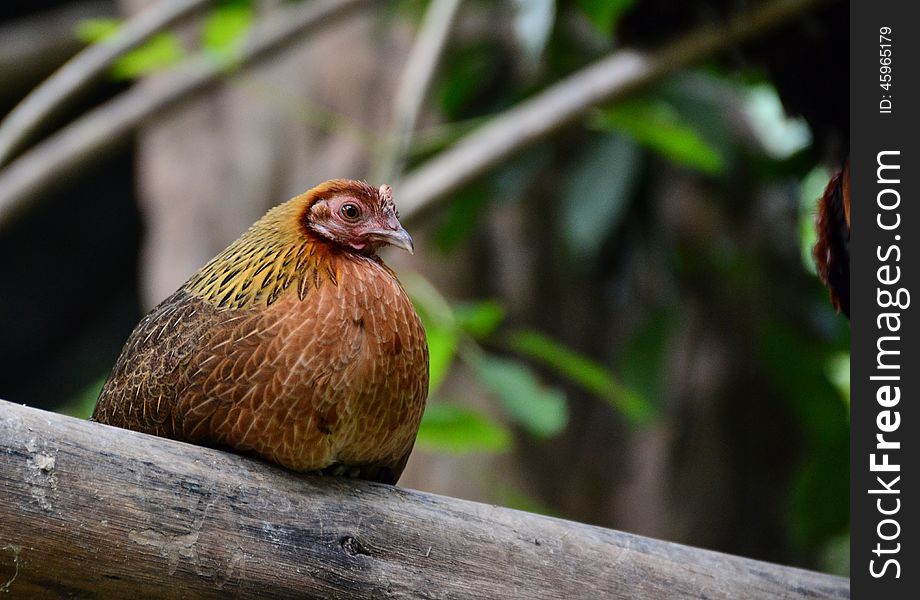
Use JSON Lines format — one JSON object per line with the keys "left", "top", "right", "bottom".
{"left": 508, "top": 330, "right": 653, "bottom": 425}
{"left": 589, "top": 99, "right": 724, "bottom": 174}
{"left": 402, "top": 271, "right": 458, "bottom": 395}
{"left": 453, "top": 300, "right": 506, "bottom": 338}
{"left": 75, "top": 18, "right": 120, "bottom": 43}
{"left": 111, "top": 34, "right": 186, "bottom": 80}
{"left": 576, "top": 0, "right": 634, "bottom": 35}
{"left": 425, "top": 324, "right": 458, "bottom": 395}
{"left": 472, "top": 355, "right": 568, "bottom": 437}
{"left": 76, "top": 18, "right": 186, "bottom": 80}
{"left": 202, "top": 2, "right": 254, "bottom": 62}
{"left": 416, "top": 404, "right": 511, "bottom": 454}
{"left": 562, "top": 133, "right": 642, "bottom": 259}
{"left": 654, "top": 71, "right": 739, "bottom": 171}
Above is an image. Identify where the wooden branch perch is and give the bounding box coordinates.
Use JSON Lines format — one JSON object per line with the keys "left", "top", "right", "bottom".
{"left": 0, "top": 400, "right": 847, "bottom": 599}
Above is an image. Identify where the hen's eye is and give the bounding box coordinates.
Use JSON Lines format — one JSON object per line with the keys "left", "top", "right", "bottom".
{"left": 340, "top": 204, "right": 360, "bottom": 221}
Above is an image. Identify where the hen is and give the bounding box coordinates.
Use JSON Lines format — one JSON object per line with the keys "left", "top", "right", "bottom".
{"left": 92, "top": 179, "right": 429, "bottom": 484}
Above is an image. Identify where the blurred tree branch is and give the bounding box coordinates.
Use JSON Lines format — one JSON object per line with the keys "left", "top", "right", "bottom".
{"left": 370, "top": 0, "right": 463, "bottom": 184}
{"left": 397, "top": 0, "right": 835, "bottom": 223}
{"left": 0, "top": 0, "right": 209, "bottom": 167}
{"left": 0, "top": 1, "right": 116, "bottom": 104}
{"left": 0, "top": 0, "right": 832, "bottom": 230}
{"left": 0, "top": 0, "right": 373, "bottom": 229}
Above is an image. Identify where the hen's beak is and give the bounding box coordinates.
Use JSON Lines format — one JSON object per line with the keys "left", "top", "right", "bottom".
{"left": 370, "top": 224, "right": 415, "bottom": 254}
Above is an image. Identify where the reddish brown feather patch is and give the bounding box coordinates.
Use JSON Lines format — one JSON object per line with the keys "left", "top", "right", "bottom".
{"left": 813, "top": 162, "right": 850, "bottom": 317}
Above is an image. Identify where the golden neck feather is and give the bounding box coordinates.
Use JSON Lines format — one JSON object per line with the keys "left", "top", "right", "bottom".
{"left": 185, "top": 194, "right": 336, "bottom": 310}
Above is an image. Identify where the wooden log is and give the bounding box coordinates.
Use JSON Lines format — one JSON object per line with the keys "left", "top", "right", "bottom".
{"left": 0, "top": 399, "right": 848, "bottom": 599}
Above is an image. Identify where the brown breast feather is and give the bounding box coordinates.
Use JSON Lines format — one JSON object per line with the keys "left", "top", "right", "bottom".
{"left": 93, "top": 254, "right": 428, "bottom": 484}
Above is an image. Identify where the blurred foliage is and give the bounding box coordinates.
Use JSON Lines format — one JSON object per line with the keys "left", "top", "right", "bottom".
{"left": 472, "top": 355, "right": 568, "bottom": 437}
{"left": 57, "top": 376, "right": 105, "bottom": 420}
{"left": 760, "top": 324, "right": 849, "bottom": 549}
{"left": 419, "top": 0, "right": 848, "bottom": 564}
{"left": 798, "top": 165, "right": 832, "bottom": 275}
{"left": 615, "top": 309, "right": 675, "bottom": 420}
{"left": 433, "top": 183, "right": 491, "bottom": 252}
{"left": 202, "top": 0, "right": 254, "bottom": 62}
{"left": 561, "top": 133, "right": 642, "bottom": 259}
{"left": 742, "top": 83, "right": 812, "bottom": 159}
{"left": 492, "top": 482, "right": 561, "bottom": 518}
{"left": 576, "top": 0, "right": 635, "bottom": 35}
{"left": 589, "top": 99, "right": 725, "bottom": 174}
{"left": 825, "top": 353, "right": 850, "bottom": 413}
{"left": 402, "top": 263, "right": 658, "bottom": 452}
{"left": 821, "top": 534, "right": 850, "bottom": 577}
{"left": 75, "top": 0, "right": 254, "bottom": 79}
{"left": 416, "top": 404, "right": 511, "bottom": 454}
{"left": 436, "top": 43, "right": 507, "bottom": 119}
{"left": 76, "top": 18, "right": 186, "bottom": 80}
{"left": 508, "top": 330, "right": 653, "bottom": 424}
{"left": 402, "top": 271, "right": 575, "bottom": 444}
{"left": 453, "top": 300, "right": 506, "bottom": 338}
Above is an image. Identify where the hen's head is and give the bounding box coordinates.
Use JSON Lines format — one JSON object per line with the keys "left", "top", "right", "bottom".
{"left": 303, "top": 179, "right": 414, "bottom": 255}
